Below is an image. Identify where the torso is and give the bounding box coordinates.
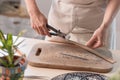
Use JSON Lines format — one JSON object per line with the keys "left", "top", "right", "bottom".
{"left": 58, "top": 0, "right": 106, "bottom": 6}
{"left": 48, "top": 0, "right": 107, "bottom": 33}
{"left": 47, "top": 0, "right": 111, "bottom": 48}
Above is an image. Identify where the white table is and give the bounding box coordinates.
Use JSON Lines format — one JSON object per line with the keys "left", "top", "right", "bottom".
{"left": 18, "top": 37, "right": 120, "bottom": 80}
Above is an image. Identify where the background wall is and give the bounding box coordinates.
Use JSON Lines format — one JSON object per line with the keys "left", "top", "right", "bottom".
{"left": 36, "top": 0, "right": 52, "bottom": 17}
{"left": 116, "top": 10, "right": 120, "bottom": 50}
{"left": 21, "top": 0, "right": 52, "bottom": 17}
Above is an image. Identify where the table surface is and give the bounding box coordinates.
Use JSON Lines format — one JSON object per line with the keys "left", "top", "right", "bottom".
{"left": 9, "top": 37, "right": 120, "bottom": 80}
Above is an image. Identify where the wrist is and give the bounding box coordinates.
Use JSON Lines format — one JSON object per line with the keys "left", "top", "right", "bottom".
{"left": 28, "top": 9, "right": 42, "bottom": 18}
{"left": 99, "top": 22, "right": 109, "bottom": 31}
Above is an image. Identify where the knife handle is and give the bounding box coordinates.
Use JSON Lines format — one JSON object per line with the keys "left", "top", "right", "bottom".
{"left": 46, "top": 24, "right": 58, "bottom": 33}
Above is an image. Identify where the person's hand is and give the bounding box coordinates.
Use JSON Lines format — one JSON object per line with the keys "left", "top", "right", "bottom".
{"left": 86, "top": 27, "right": 106, "bottom": 48}
{"left": 30, "top": 11, "right": 50, "bottom": 36}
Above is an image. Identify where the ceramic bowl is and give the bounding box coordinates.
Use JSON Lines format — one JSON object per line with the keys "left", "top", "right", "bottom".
{"left": 51, "top": 72, "right": 108, "bottom": 80}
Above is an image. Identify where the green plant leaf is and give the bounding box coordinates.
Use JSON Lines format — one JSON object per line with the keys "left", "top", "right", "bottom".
{"left": 6, "top": 33, "right": 13, "bottom": 47}
{"left": 0, "top": 30, "right": 6, "bottom": 47}
{"left": 0, "top": 31, "right": 13, "bottom": 66}
{"left": 0, "top": 58, "right": 8, "bottom": 67}
{"left": 6, "top": 34, "right": 12, "bottom": 54}
{"left": 15, "top": 39, "right": 25, "bottom": 47}
{"left": 6, "top": 33, "right": 13, "bottom": 55}
{"left": 6, "top": 55, "right": 13, "bottom": 66}
{"left": 6, "top": 33, "right": 14, "bottom": 65}
{"left": 0, "top": 48, "right": 8, "bottom": 54}
{"left": 14, "top": 30, "right": 26, "bottom": 44}
{"left": 0, "top": 30, "right": 25, "bottom": 68}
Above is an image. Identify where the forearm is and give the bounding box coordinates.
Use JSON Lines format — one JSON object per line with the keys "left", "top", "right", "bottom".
{"left": 101, "top": 0, "right": 120, "bottom": 29}
{"left": 24, "top": 0, "right": 41, "bottom": 16}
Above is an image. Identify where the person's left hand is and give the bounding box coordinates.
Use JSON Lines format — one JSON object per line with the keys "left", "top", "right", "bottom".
{"left": 86, "top": 27, "right": 106, "bottom": 48}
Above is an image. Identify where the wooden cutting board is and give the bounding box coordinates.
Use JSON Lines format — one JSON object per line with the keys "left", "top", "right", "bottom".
{"left": 27, "top": 40, "right": 113, "bottom": 73}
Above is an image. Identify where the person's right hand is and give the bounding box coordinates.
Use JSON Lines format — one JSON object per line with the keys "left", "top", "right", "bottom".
{"left": 29, "top": 11, "right": 50, "bottom": 37}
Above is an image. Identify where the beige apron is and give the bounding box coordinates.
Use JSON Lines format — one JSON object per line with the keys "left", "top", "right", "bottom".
{"left": 48, "top": 0, "right": 111, "bottom": 48}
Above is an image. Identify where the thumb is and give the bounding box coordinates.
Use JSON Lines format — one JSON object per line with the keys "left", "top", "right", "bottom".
{"left": 93, "top": 37, "right": 103, "bottom": 48}
{"left": 86, "top": 35, "right": 96, "bottom": 47}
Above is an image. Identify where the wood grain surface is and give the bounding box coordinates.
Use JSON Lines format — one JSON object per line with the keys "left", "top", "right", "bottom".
{"left": 27, "top": 40, "right": 114, "bottom": 73}
{"left": 49, "top": 39, "right": 115, "bottom": 64}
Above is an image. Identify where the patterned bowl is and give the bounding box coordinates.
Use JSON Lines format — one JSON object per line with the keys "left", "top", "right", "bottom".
{"left": 51, "top": 72, "right": 108, "bottom": 80}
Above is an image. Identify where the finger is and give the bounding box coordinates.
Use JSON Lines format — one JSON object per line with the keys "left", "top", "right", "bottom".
{"left": 32, "top": 25, "right": 39, "bottom": 34}
{"left": 42, "top": 25, "right": 51, "bottom": 37}
{"left": 92, "top": 37, "right": 103, "bottom": 48}
{"left": 31, "top": 22, "right": 40, "bottom": 34}
{"left": 33, "top": 25, "right": 44, "bottom": 35}
{"left": 37, "top": 26, "right": 45, "bottom": 35}
{"left": 93, "top": 41, "right": 103, "bottom": 48}
{"left": 86, "top": 36, "right": 96, "bottom": 47}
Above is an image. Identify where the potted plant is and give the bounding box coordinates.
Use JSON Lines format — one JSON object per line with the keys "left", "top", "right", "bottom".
{"left": 0, "top": 30, "right": 27, "bottom": 80}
